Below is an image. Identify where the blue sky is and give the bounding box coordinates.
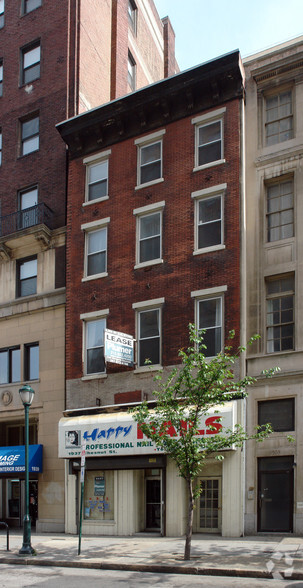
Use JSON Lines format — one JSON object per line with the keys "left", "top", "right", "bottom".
{"left": 154, "top": 0, "right": 303, "bottom": 71}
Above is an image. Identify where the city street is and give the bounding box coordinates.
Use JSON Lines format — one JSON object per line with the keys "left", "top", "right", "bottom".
{"left": 0, "top": 565, "right": 303, "bottom": 588}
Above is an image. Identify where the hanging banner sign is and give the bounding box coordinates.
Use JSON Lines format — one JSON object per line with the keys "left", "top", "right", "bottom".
{"left": 104, "top": 328, "right": 134, "bottom": 367}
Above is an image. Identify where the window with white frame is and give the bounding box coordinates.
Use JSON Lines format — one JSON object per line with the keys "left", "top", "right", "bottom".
{"left": 81, "top": 313, "right": 108, "bottom": 376}
{"left": 84, "top": 152, "right": 110, "bottom": 203}
{"left": 23, "top": 0, "right": 42, "bottom": 15}
{"left": 19, "top": 186, "right": 38, "bottom": 228}
{"left": 21, "top": 42, "right": 40, "bottom": 85}
{"left": 134, "top": 202, "right": 164, "bottom": 267}
{"left": 266, "top": 275, "right": 294, "bottom": 353}
{"left": 135, "top": 131, "right": 165, "bottom": 187}
{"left": 192, "top": 287, "right": 226, "bottom": 357}
{"left": 82, "top": 218, "right": 109, "bottom": 279}
{"left": 266, "top": 177, "right": 294, "bottom": 242}
{"left": 21, "top": 114, "right": 39, "bottom": 155}
{"left": 133, "top": 299, "right": 164, "bottom": 368}
{"left": 0, "top": 0, "right": 4, "bottom": 28}
{"left": 128, "top": 51, "right": 136, "bottom": 91}
{"left": 265, "top": 89, "right": 293, "bottom": 146}
{"left": 192, "top": 185, "right": 225, "bottom": 253}
{"left": 192, "top": 108, "right": 225, "bottom": 169}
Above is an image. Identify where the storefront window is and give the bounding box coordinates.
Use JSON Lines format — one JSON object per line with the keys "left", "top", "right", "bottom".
{"left": 84, "top": 470, "right": 114, "bottom": 521}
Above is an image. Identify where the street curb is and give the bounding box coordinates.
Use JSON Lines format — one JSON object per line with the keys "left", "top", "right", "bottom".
{"left": 1, "top": 556, "right": 303, "bottom": 580}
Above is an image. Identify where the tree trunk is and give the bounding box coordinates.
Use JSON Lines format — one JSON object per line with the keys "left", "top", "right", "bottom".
{"left": 184, "top": 477, "right": 194, "bottom": 560}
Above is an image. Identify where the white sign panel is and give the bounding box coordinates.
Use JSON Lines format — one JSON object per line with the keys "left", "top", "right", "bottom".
{"left": 59, "top": 402, "right": 236, "bottom": 459}
{"left": 104, "top": 328, "right": 134, "bottom": 367}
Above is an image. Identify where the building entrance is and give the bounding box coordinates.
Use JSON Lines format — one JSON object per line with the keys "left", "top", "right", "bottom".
{"left": 6, "top": 479, "right": 38, "bottom": 527}
{"left": 258, "top": 456, "right": 294, "bottom": 532}
{"left": 145, "top": 474, "right": 161, "bottom": 531}
{"left": 196, "top": 477, "right": 222, "bottom": 533}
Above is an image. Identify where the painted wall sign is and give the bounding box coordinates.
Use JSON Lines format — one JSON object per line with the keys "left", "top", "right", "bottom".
{"left": 58, "top": 402, "right": 236, "bottom": 458}
{"left": 104, "top": 328, "right": 134, "bottom": 367}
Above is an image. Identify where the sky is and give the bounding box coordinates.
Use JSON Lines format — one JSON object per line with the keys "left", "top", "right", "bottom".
{"left": 153, "top": 0, "right": 303, "bottom": 72}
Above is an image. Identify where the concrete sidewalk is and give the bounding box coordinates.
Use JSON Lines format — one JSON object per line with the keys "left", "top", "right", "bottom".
{"left": 0, "top": 531, "right": 303, "bottom": 580}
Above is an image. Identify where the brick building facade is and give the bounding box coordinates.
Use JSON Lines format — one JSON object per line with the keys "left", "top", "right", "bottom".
{"left": 57, "top": 51, "right": 247, "bottom": 537}
{"left": 0, "top": 0, "right": 175, "bottom": 532}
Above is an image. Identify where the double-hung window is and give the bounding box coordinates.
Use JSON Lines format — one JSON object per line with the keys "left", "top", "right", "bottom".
{"left": 17, "top": 256, "right": 37, "bottom": 297}
{"left": 192, "top": 286, "right": 227, "bottom": 357}
{"left": 0, "top": 0, "right": 4, "bottom": 28}
{"left": 266, "top": 178, "right": 294, "bottom": 242}
{"left": 0, "top": 60, "right": 3, "bottom": 97}
{"left": 81, "top": 311, "right": 109, "bottom": 376}
{"left": 21, "top": 114, "right": 39, "bottom": 155}
{"left": 266, "top": 275, "right": 294, "bottom": 353}
{"left": 24, "top": 343, "right": 39, "bottom": 380}
{"left": 21, "top": 42, "right": 40, "bottom": 85}
{"left": 133, "top": 298, "right": 164, "bottom": 368}
{"left": 135, "top": 130, "right": 165, "bottom": 187}
{"left": 19, "top": 186, "right": 38, "bottom": 228}
{"left": 23, "top": 0, "right": 42, "bottom": 14}
{"left": 0, "top": 346, "right": 20, "bottom": 384}
{"left": 84, "top": 151, "right": 110, "bottom": 203}
{"left": 134, "top": 202, "right": 164, "bottom": 267}
{"left": 192, "top": 184, "right": 225, "bottom": 253}
{"left": 265, "top": 89, "right": 293, "bottom": 146}
{"left": 128, "top": 0, "right": 137, "bottom": 34}
{"left": 192, "top": 108, "right": 225, "bottom": 170}
{"left": 128, "top": 51, "right": 136, "bottom": 91}
{"left": 81, "top": 218, "right": 109, "bottom": 280}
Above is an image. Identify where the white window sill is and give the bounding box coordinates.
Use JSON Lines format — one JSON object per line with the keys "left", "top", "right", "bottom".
{"left": 135, "top": 178, "right": 164, "bottom": 191}
{"left": 134, "top": 259, "right": 163, "bottom": 270}
{"left": 82, "top": 196, "right": 109, "bottom": 207}
{"left": 193, "top": 244, "right": 225, "bottom": 255}
{"left": 81, "top": 373, "right": 107, "bottom": 381}
{"left": 134, "top": 364, "right": 162, "bottom": 374}
{"left": 82, "top": 272, "right": 108, "bottom": 282}
{"left": 193, "top": 159, "right": 225, "bottom": 172}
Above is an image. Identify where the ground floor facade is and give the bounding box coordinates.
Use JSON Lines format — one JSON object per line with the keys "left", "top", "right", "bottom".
{"left": 59, "top": 402, "right": 245, "bottom": 538}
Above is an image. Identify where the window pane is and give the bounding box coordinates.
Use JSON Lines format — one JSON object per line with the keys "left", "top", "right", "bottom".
{"left": 11, "top": 348, "right": 21, "bottom": 382}
{"left": 140, "top": 236, "right": 160, "bottom": 262}
{"left": 20, "top": 258, "right": 37, "bottom": 280}
{"left": 258, "top": 399, "right": 294, "bottom": 431}
{"left": 141, "top": 142, "right": 161, "bottom": 165}
{"left": 198, "top": 141, "right": 221, "bottom": 166}
{"left": 87, "top": 348, "right": 105, "bottom": 374}
{"left": 22, "top": 117, "right": 39, "bottom": 140}
{"left": 87, "top": 251, "right": 106, "bottom": 275}
{"left": 21, "top": 188, "right": 38, "bottom": 210}
{"left": 22, "top": 135, "right": 39, "bottom": 155}
{"left": 87, "top": 320, "right": 105, "bottom": 348}
{"left": 199, "top": 298, "right": 221, "bottom": 329}
{"left": 89, "top": 161, "right": 107, "bottom": 184}
{"left": 140, "top": 310, "right": 159, "bottom": 338}
{"left": 88, "top": 229, "right": 106, "bottom": 254}
{"left": 24, "top": 46, "right": 40, "bottom": 69}
{"left": 25, "top": 0, "right": 42, "bottom": 13}
{"left": 140, "top": 213, "right": 160, "bottom": 239}
{"left": 199, "top": 197, "right": 221, "bottom": 223}
{"left": 198, "top": 221, "right": 221, "bottom": 249}
{"left": 27, "top": 345, "right": 39, "bottom": 380}
{"left": 0, "top": 351, "right": 8, "bottom": 384}
{"left": 20, "top": 276, "right": 37, "bottom": 297}
{"left": 140, "top": 161, "right": 161, "bottom": 184}
{"left": 139, "top": 337, "right": 159, "bottom": 366}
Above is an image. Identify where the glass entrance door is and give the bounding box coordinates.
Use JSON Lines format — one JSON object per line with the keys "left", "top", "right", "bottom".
{"left": 6, "top": 479, "right": 38, "bottom": 526}
{"left": 258, "top": 456, "right": 293, "bottom": 532}
{"left": 145, "top": 476, "right": 161, "bottom": 531}
{"left": 197, "top": 477, "right": 222, "bottom": 533}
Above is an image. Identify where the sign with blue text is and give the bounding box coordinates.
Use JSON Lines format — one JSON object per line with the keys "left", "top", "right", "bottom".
{"left": 0, "top": 444, "right": 43, "bottom": 473}
{"left": 104, "top": 328, "right": 134, "bottom": 367}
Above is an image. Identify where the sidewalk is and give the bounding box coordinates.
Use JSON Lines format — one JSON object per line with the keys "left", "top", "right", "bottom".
{"left": 1, "top": 530, "right": 303, "bottom": 580}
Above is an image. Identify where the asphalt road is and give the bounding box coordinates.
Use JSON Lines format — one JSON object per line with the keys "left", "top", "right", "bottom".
{"left": 0, "top": 565, "right": 303, "bottom": 587}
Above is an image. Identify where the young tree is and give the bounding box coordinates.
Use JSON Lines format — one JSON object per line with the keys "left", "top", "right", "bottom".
{"left": 131, "top": 326, "right": 279, "bottom": 561}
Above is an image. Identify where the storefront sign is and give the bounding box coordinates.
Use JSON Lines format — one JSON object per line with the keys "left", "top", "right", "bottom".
{"left": 104, "top": 328, "right": 134, "bottom": 367}
{"left": 59, "top": 402, "right": 236, "bottom": 458}
{"left": 0, "top": 444, "right": 43, "bottom": 473}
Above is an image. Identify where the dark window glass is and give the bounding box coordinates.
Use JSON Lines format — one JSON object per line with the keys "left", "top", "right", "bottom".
{"left": 140, "top": 141, "right": 161, "bottom": 185}
{"left": 0, "top": 347, "right": 20, "bottom": 384}
{"left": 86, "top": 319, "right": 106, "bottom": 374}
{"left": 17, "top": 257, "right": 37, "bottom": 297}
{"left": 258, "top": 398, "right": 295, "bottom": 432}
{"left": 24, "top": 0, "right": 42, "bottom": 14}
{"left": 139, "top": 213, "right": 161, "bottom": 263}
{"left": 139, "top": 309, "right": 160, "bottom": 366}
{"left": 198, "top": 297, "right": 222, "bottom": 357}
{"left": 25, "top": 343, "right": 39, "bottom": 380}
{"left": 198, "top": 121, "right": 222, "bottom": 166}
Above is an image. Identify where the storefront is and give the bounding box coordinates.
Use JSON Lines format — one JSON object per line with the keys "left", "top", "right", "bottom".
{"left": 0, "top": 444, "right": 42, "bottom": 527}
{"left": 59, "top": 402, "right": 245, "bottom": 537}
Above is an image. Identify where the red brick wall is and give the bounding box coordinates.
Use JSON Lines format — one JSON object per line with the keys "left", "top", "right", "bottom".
{"left": 66, "top": 98, "right": 242, "bottom": 380}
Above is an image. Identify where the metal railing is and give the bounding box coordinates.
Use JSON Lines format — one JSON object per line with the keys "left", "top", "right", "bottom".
{"left": 0, "top": 203, "right": 54, "bottom": 237}
{"left": 0, "top": 522, "right": 9, "bottom": 551}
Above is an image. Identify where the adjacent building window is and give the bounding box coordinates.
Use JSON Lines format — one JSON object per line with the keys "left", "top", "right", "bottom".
{"left": 258, "top": 398, "right": 295, "bottom": 432}
{"left": 84, "top": 470, "right": 114, "bottom": 520}
{"left": 133, "top": 299, "right": 164, "bottom": 368}
{"left": 128, "top": 0, "right": 137, "bottom": 34}
{"left": 23, "top": 0, "right": 42, "bottom": 14}
{"left": 84, "top": 318, "right": 106, "bottom": 375}
{"left": 0, "top": 60, "right": 3, "bottom": 97}
{"left": 24, "top": 343, "right": 39, "bottom": 380}
{"left": 197, "top": 296, "right": 223, "bottom": 357}
{"left": 134, "top": 202, "right": 164, "bottom": 267}
{"left": 17, "top": 257, "right": 37, "bottom": 297}
{"left": 0, "top": 0, "right": 4, "bottom": 28}
{"left": 135, "top": 131, "right": 165, "bottom": 187}
{"left": 128, "top": 51, "right": 136, "bottom": 91}
{"left": 266, "top": 275, "right": 294, "bottom": 353}
{"left": 266, "top": 178, "right": 294, "bottom": 242}
{"left": 82, "top": 218, "right": 109, "bottom": 280}
{"left": 0, "top": 346, "right": 20, "bottom": 384}
{"left": 19, "top": 186, "right": 38, "bottom": 228}
{"left": 21, "top": 114, "right": 39, "bottom": 155}
{"left": 21, "top": 42, "right": 41, "bottom": 85}
{"left": 192, "top": 184, "right": 226, "bottom": 253}
{"left": 265, "top": 89, "right": 293, "bottom": 146}
{"left": 84, "top": 152, "right": 110, "bottom": 203}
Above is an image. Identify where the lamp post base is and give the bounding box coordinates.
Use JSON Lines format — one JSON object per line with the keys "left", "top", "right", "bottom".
{"left": 19, "top": 544, "right": 36, "bottom": 555}
{"left": 19, "top": 515, "right": 35, "bottom": 556}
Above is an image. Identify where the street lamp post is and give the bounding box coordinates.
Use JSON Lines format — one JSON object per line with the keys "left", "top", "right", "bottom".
{"left": 19, "top": 384, "right": 35, "bottom": 556}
